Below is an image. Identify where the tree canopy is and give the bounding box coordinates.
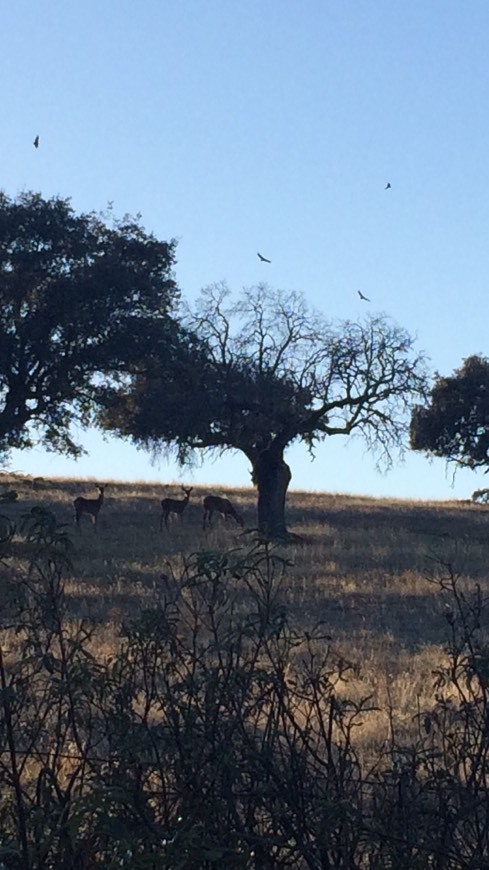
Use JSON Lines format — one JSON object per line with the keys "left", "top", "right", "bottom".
{"left": 100, "top": 283, "right": 429, "bottom": 538}
{"left": 0, "top": 190, "right": 181, "bottom": 460}
{"left": 410, "top": 355, "right": 489, "bottom": 470}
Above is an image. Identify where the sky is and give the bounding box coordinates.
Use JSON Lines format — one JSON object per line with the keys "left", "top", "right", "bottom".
{"left": 2, "top": 0, "right": 489, "bottom": 500}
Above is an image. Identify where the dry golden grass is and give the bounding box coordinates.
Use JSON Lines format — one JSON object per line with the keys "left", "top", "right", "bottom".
{"left": 2, "top": 472, "right": 488, "bottom": 759}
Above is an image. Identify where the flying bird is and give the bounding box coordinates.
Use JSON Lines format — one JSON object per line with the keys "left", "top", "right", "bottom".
{"left": 257, "top": 252, "right": 271, "bottom": 263}
{"left": 385, "top": 182, "right": 391, "bottom": 189}
{"left": 358, "top": 290, "right": 370, "bottom": 302}
{"left": 33, "top": 136, "right": 39, "bottom": 149}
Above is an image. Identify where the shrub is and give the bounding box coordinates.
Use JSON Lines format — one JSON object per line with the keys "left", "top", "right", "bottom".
{"left": 0, "top": 512, "right": 489, "bottom": 866}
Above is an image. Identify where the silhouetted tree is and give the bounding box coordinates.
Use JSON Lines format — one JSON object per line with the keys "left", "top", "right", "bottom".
{"left": 100, "top": 283, "right": 429, "bottom": 539}
{"left": 411, "top": 355, "right": 489, "bottom": 470}
{"left": 0, "top": 191, "right": 181, "bottom": 461}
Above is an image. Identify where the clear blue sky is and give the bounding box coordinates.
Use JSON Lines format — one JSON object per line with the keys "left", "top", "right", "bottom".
{"left": 3, "top": 1, "right": 489, "bottom": 500}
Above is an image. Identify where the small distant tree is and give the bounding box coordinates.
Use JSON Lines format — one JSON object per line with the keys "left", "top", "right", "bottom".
{"left": 471, "top": 489, "right": 489, "bottom": 504}
{"left": 100, "top": 283, "right": 429, "bottom": 539}
{"left": 410, "top": 355, "right": 489, "bottom": 471}
{"left": 0, "top": 190, "right": 181, "bottom": 461}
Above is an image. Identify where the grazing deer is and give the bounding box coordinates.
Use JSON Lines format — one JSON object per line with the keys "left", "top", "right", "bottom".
{"left": 74, "top": 485, "right": 106, "bottom": 528}
{"left": 160, "top": 486, "right": 193, "bottom": 531}
{"left": 203, "top": 495, "right": 244, "bottom": 530}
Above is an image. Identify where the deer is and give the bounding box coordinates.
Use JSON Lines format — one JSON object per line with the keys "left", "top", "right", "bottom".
{"left": 160, "top": 486, "right": 193, "bottom": 531}
{"left": 73, "top": 485, "right": 106, "bottom": 528}
{"left": 203, "top": 495, "right": 244, "bottom": 530}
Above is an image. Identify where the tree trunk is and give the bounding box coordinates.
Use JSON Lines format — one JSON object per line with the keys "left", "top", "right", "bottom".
{"left": 252, "top": 449, "right": 292, "bottom": 540}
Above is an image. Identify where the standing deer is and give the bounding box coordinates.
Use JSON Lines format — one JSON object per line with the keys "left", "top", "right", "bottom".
{"left": 74, "top": 485, "right": 106, "bottom": 528}
{"left": 203, "top": 495, "right": 244, "bottom": 530}
{"left": 160, "top": 486, "right": 193, "bottom": 530}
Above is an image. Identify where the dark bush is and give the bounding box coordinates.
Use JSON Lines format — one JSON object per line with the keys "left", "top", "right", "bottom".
{"left": 0, "top": 513, "right": 488, "bottom": 867}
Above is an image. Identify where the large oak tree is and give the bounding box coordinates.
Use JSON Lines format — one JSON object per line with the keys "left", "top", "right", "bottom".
{"left": 0, "top": 191, "right": 181, "bottom": 461}
{"left": 101, "top": 283, "right": 429, "bottom": 539}
{"left": 410, "top": 355, "right": 489, "bottom": 470}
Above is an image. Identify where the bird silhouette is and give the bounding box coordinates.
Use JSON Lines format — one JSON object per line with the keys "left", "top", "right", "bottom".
{"left": 257, "top": 252, "right": 271, "bottom": 263}
{"left": 358, "top": 291, "right": 370, "bottom": 302}
{"left": 385, "top": 182, "right": 391, "bottom": 189}
{"left": 33, "top": 136, "right": 39, "bottom": 149}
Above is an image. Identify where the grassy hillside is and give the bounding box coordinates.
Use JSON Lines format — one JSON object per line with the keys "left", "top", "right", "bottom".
{"left": 2, "top": 473, "right": 489, "bottom": 865}
{"left": 1, "top": 472, "right": 487, "bottom": 760}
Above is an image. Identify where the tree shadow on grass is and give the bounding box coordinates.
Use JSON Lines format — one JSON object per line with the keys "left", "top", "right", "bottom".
{"left": 289, "top": 501, "right": 489, "bottom": 582}
{"left": 313, "top": 587, "right": 449, "bottom": 651}
{"left": 288, "top": 500, "right": 489, "bottom": 540}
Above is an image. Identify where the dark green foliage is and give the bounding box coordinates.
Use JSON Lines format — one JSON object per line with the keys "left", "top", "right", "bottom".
{"left": 0, "top": 512, "right": 14, "bottom": 557}
{"left": 0, "top": 190, "right": 181, "bottom": 459}
{"left": 0, "top": 490, "right": 17, "bottom": 502}
{"left": 411, "top": 355, "right": 489, "bottom": 470}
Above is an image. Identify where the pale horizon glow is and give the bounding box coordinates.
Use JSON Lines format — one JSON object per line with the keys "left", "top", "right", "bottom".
{"left": 3, "top": 1, "right": 489, "bottom": 502}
